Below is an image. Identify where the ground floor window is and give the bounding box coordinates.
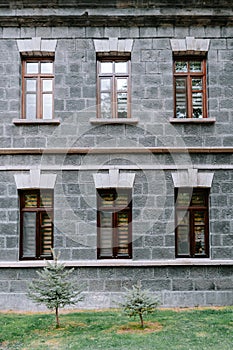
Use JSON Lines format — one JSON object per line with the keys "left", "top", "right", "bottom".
{"left": 97, "top": 189, "right": 132, "bottom": 259}
{"left": 19, "top": 190, "right": 53, "bottom": 260}
{"left": 175, "top": 188, "right": 209, "bottom": 258}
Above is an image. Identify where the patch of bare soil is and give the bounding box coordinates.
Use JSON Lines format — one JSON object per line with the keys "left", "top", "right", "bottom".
{"left": 116, "top": 321, "right": 163, "bottom": 334}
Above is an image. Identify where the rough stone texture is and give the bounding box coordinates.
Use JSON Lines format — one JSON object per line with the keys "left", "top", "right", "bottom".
{"left": 0, "top": 2, "right": 233, "bottom": 310}
{"left": 0, "top": 266, "right": 233, "bottom": 311}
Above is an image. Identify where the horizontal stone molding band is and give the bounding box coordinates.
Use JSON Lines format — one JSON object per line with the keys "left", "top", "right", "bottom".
{"left": 0, "top": 259, "right": 233, "bottom": 268}
{"left": 1, "top": 147, "right": 233, "bottom": 155}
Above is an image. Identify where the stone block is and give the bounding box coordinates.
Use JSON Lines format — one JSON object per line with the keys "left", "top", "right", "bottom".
{"left": 142, "top": 278, "right": 172, "bottom": 291}
{"left": 3, "top": 27, "right": 20, "bottom": 38}
{"left": 133, "top": 247, "right": 152, "bottom": 260}
{"left": 10, "top": 280, "right": 28, "bottom": 293}
{"left": 0, "top": 281, "right": 9, "bottom": 292}
{"left": 140, "top": 27, "right": 157, "bottom": 38}
{"left": 172, "top": 279, "right": 193, "bottom": 291}
{"left": 88, "top": 279, "right": 104, "bottom": 292}
{"left": 104, "top": 280, "right": 122, "bottom": 292}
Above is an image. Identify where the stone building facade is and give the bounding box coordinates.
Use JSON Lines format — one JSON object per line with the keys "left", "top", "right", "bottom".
{"left": 0, "top": 0, "right": 233, "bottom": 310}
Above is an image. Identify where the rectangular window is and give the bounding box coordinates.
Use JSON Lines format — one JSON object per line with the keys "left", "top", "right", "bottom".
{"left": 97, "top": 189, "right": 132, "bottom": 259}
{"left": 19, "top": 190, "right": 53, "bottom": 260}
{"left": 175, "top": 188, "right": 209, "bottom": 258}
{"left": 97, "top": 57, "right": 131, "bottom": 119}
{"left": 174, "top": 57, "right": 207, "bottom": 118}
{"left": 22, "top": 59, "right": 54, "bottom": 119}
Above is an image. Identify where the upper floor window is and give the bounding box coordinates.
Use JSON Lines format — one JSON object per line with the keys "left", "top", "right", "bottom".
{"left": 97, "top": 57, "right": 131, "bottom": 119}
{"left": 19, "top": 190, "right": 53, "bottom": 260}
{"left": 174, "top": 57, "right": 207, "bottom": 119}
{"left": 175, "top": 188, "right": 209, "bottom": 258}
{"left": 97, "top": 189, "right": 132, "bottom": 259}
{"left": 22, "top": 58, "right": 54, "bottom": 120}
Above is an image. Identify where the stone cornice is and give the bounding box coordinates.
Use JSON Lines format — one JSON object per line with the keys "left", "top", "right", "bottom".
{"left": 0, "top": 259, "right": 232, "bottom": 268}
{"left": 1, "top": 8, "right": 233, "bottom": 27}
{"left": 1, "top": 147, "right": 233, "bottom": 155}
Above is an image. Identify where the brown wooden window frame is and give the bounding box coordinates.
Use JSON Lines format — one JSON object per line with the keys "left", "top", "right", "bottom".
{"left": 97, "top": 188, "right": 132, "bottom": 259}
{"left": 173, "top": 56, "right": 207, "bottom": 119}
{"left": 175, "top": 188, "right": 209, "bottom": 258}
{"left": 19, "top": 189, "right": 54, "bottom": 260}
{"left": 96, "top": 56, "right": 131, "bottom": 119}
{"left": 22, "top": 58, "right": 54, "bottom": 120}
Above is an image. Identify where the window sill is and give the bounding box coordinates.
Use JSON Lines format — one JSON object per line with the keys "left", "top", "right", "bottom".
{"left": 13, "top": 119, "right": 60, "bottom": 125}
{"left": 170, "top": 118, "right": 216, "bottom": 124}
{"left": 0, "top": 259, "right": 232, "bottom": 268}
{"left": 90, "top": 118, "right": 139, "bottom": 125}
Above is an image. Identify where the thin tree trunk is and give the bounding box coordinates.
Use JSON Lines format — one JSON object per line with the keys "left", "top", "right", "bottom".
{"left": 139, "top": 312, "right": 144, "bottom": 328}
{"left": 55, "top": 306, "right": 60, "bottom": 328}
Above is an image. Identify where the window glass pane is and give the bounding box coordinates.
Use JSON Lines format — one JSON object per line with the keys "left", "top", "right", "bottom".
{"left": 192, "top": 192, "right": 205, "bottom": 206}
{"left": 117, "top": 211, "right": 129, "bottom": 255}
{"left": 26, "top": 62, "right": 39, "bottom": 74}
{"left": 99, "top": 212, "right": 113, "bottom": 256}
{"left": 40, "top": 192, "right": 53, "bottom": 207}
{"left": 117, "top": 78, "right": 128, "bottom": 91}
{"left": 115, "top": 192, "right": 129, "bottom": 206}
{"left": 100, "top": 93, "right": 111, "bottom": 118}
{"left": 100, "top": 78, "right": 111, "bottom": 91}
{"left": 194, "top": 211, "right": 205, "bottom": 225}
{"left": 115, "top": 61, "right": 128, "bottom": 73}
{"left": 23, "top": 212, "right": 36, "bottom": 257}
{"left": 99, "top": 192, "right": 115, "bottom": 206}
{"left": 100, "top": 211, "right": 112, "bottom": 227}
{"left": 99, "top": 228, "right": 113, "bottom": 256}
{"left": 176, "top": 94, "right": 187, "bottom": 118}
{"left": 176, "top": 210, "right": 189, "bottom": 226}
{"left": 41, "top": 62, "right": 53, "bottom": 74}
{"left": 176, "top": 191, "right": 191, "bottom": 206}
{"left": 40, "top": 213, "right": 53, "bottom": 256}
{"left": 176, "top": 78, "right": 186, "bottom": 90}
{"left": 177, "top": 225, "right": 190, "bottom": 255}
{"left": 192, "top": 78, "right": 202, "bottom": 90}
{"left": 195, "top": 226, "right": 205, "bottom": 255}
{"left": 117, "top": 93, "right": 128, "bottom": 118}
{"left": 26, "top": 79, "right": 37, "bottom": 92}
{"left": 192, "top": 92, "right": 203, "bottom": 118}
{"left": 26, "top": 94, "right": 36, "bottom": 119}
{"left": 175, "top": 61, "right": 188, "bottom": 72}
{"left": 190, "top": 61, "right": 202, "bottom": 72}
{"left": 24, "top": 193, "right": 38, "bottom": 207}
{"left": 100, "top": 62, "right": 112, "bottom": 73}
{"left": 42, "top": 80, "right": 53, "bottom": 92}
{"left": 175, "top": 78, "right": 187, "bottom": 118}
{"left": 43, "top": 94, "right": 53, "bottom": 119}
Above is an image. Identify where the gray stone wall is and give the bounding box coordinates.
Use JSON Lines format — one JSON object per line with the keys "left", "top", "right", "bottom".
{"left": 1, "top": 27, "right": 233, "bottom": 147}
{"left": 1, "top": 157, "right": 233, "bottom": 263}
{"left": 0, "top": 265, "right": 232, "bottom": 311}
{"left": 0, "top": 11, "right": 233, "bottom": 310}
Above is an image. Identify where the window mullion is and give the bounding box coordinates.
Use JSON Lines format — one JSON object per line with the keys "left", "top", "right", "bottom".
{"left": 204, "top": 207, "right": 209, "bottom": 257}
{"left": 35, "top": 211, "right": 40, "bottom": 258}
{"left": 113, "top": 75, "right": 117, "bottom": 118}
{"left": 37, "top": 76, "right": 42, "bottom": 119}
{"left": 187, "top": 75, "right": 193, "bottom": 118}
{"left": 113, "top": 211, "right": 117, "bottom": 258}
{"left": 190, "top": 209, "right": 195, "bottom": 257}
{"left": 202, "top": 60, "right": 207, "bottom": 118}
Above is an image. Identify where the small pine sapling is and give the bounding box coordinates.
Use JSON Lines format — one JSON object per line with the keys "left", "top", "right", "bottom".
{"left": 27, "top": 250, "right": 83, "bottom": 328}
{"left": 120, "top": 282, "right": 159, "bottom": 328}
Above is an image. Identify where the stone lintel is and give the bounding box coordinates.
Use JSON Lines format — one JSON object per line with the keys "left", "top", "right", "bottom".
{"left": 14, "top": 168, "right": 57, "bottom": 189}
{"left": 93, "top": 169, "right": 135, "bottom": 188}
{"left": 171, "top": 169, "right": 214, "bottom": 188}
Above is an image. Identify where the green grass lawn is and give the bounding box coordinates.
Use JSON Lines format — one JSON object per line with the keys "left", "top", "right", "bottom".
{"left": 0, "top": 307, "right": 232, "bottom": 350}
